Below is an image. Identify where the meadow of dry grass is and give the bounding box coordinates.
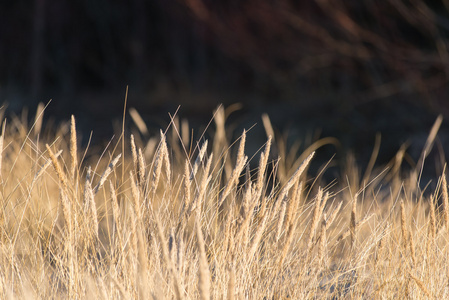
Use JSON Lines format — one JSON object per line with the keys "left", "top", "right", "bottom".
{"left": 0, "top": 103, "right": 447, "bottom": 299}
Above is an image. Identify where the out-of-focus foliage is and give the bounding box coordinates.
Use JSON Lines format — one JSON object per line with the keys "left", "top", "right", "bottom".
{"left": 1, "top": 0, "right": 449, "bottom": 114}
{"left": 182, "top": 0, "right": 449, "bottom": 111}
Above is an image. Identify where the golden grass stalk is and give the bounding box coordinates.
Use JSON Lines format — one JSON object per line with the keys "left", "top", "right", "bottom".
{"left": 183, "top": 160, "right": 191, "bottom": 203}
{"left": 254, "top": 136, "right": 272, "bottom": 199}
{"left": 284, "top": 180, "right": 301, "bottom": 230}
{"left": 180, "top": 159, "right": 191, "bottom": 223}
{"left": 275, "top": 196, "right": 288, "bottom": 242}
{"left": 278, "top": 222, "right": 295, "bottom": 267}
{"left": 240, "top": 180, "right": 253, "bottom": 248}
{"left": 337, "top": 212, "right": 375, "bottom": 243}
{"left": 70, "top": 115, "right": 78, "bottom": 181}
{"left": 286, "top": 151, "right": 315, "bottom": 191}
{"left": 259, "top": 196, "right": 268, "bottom": 224}
{"left": 136, "top": 227, "right": 149, "bottom": 294}
{"left": 429, "top": 195, "right": 436, "bottom": 241}
{"left": 273, "top": 151, "right": 315, "bottom": 215}
{"left": 61, "top": 188, "right": 73, "bottom": 237}
{"left": 248, "top": 211, "right": 268, "bottom": 261}
{"left": 325, "top": 201, "right": 343, "bottom": 229}
{"left": 400, "top": 200, "right": 408, "bottom": 251}
{"left": 409, "top": 272, "right": 432, "bottom": 298}
{"left": 442, "top": 172, "right": 449, "bottom": 230}
{"left": 84, "top": 166, "right": 93, "bottom": 209}
{"left": 427, "top": 195, "right": 436, "bottom": 260}
{"left": 34, "top": 151, "right": 62, "bottom": 183}
{"left": 169, "top": 228, "right": 177, "bottom": 268}
{"left": 235, "top": 185, "right": 264, "bottom": 244}
{"left": 181, "top": 118, "right": 189, "bottom": 148}
{"left": 109, "top": 181, "right": 123, "bottom": 250}
{"left": 137, "top": 148, "right": 146, "bottom": 186}
{"left": 129, "top": 205, "right": 138, "bottom": 261}
{"left": 130, "top": 171, "right": 141, "bottom": 221}
{"left": 240, "top": 166, "right": 252, "bottom": 219}
{"left": 33, "top": 101, "right": 44, "bottom": 136}
{"left": 160, "top": 130, "right": 171, "bottom": 185}
{"left": 212, "top": 105, "right": 226, "bottom": 158}
{"left": 306, "top": 188, "right": 324, "bottom": 254}
{"left": 409, "top": 231, "right": 416, "bottom": 268}
{"left": 144, "top": 136, "right": 157, "bottom": 159}
{"left": 177, "top": 234, "right": 184, "bottom": 274}
{"left": 188, "top": 154, "right": 213, "bottom": 216}
{"left": 93, "top": 154, "right": 121, "bottom": 194}
{"left": 418, "top": 114, "right": 442, "bottom": 167}
{"left": 155, "top": 215, "right": 184, "bottom": 300}
{"left": 151, "top": 134, "right": 164, "bottom": 192}
{"left": 0, "top": 126, "right": 3, "bottom": 180}
{"left": 320, "top": 192, "right": 329, "bottom": 218}
{"left": 375, "top": 224, "right": 387, "bottom": 267}
{"left": 261, "top": 113, "right": 275, "bottom": 141}
{"left": 129, "top": 107, "right": 149, "bottom": 136}
{"left": 46, "top": 144, "right": 69, "bottom": 192}
{"left": 227, "top": 264, "right": 235, "bottom": 300}
{"left": 218, "top": 129, "right": 248, "bottom": 205}
{"left": 318, "top": 215, "right": 328, "bottom": 267}
{"left": 130, "top": 134, "right": 138, "bottom": 171}
{"left": 405, "top": 274, "right": 411, "bottom": 298}
{"left": 195, "top": 216, "right": 210, "bottom": 300}
{"left": 223, "top": 204, "right": 235, "bottom": 257}
{"left": 350, "top": 194, "right": 357, "bottom": 250}
{"left": 236, "top": 130, "right": 246, "bottom": 165}
{"left": 190, "top": 140, "right": 208, "bottom": 180}
{"left": 110, "top": 274, "right": 133, "bottom": 299}
{"left": 84, "top": 167, "right": 98, "bottom": 239}
{"left": 218, "top": 154, "right": 248, "bottom": 208}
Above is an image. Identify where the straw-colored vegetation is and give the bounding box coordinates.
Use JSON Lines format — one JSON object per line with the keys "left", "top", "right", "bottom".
{"left": 0, "top": 103, "right": 447, "bottom": 299}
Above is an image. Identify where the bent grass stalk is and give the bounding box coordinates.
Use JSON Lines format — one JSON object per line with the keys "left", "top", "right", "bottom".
{"left": 93, "top": 154, "right": 121, "bottom": 194}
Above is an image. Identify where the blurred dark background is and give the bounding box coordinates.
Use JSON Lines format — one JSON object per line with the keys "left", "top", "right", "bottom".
{"left": 1, "top": 0, "right": 449, "bottom": 175}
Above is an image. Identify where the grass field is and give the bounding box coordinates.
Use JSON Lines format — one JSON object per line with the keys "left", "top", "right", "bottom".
{"left": 0, "top": 103, "right": 447, "bottom": 299}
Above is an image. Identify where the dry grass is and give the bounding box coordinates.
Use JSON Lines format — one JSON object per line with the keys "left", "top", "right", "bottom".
{"left": 0, "top": 104, "right": 448, "bottom": 299}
